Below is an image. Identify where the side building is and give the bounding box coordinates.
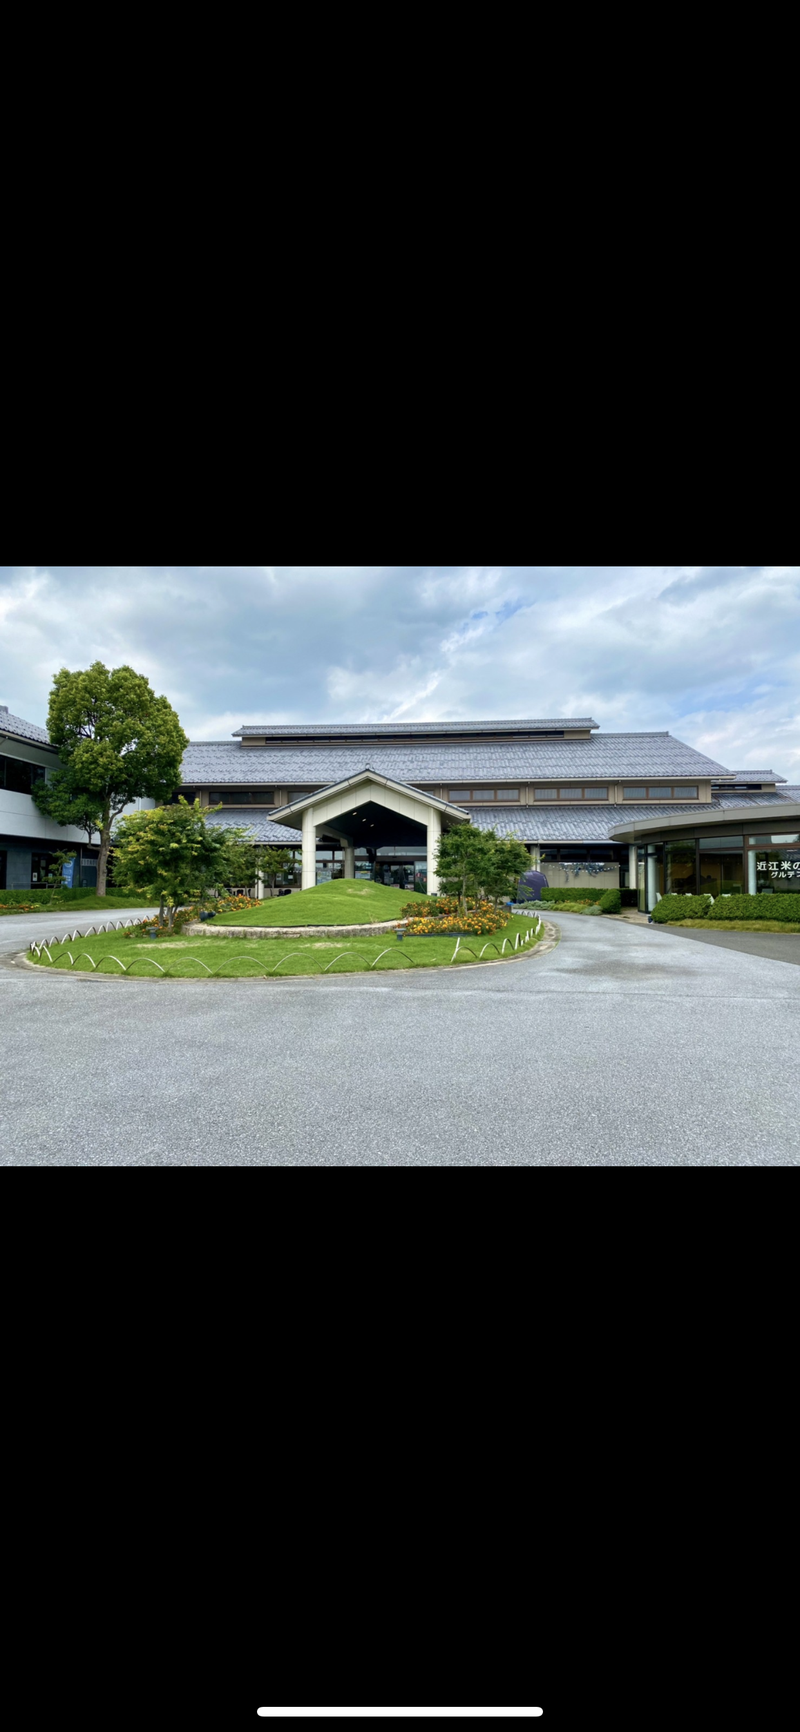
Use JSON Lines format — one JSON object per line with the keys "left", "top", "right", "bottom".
{"left": 0, "top": 704, "right": 154, "bottom": 891}
{"left": 177, "top": 717, "right": 800, "bottom": 910}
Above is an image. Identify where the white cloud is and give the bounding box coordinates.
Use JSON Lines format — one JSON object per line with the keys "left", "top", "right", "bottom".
{"left": 1, "top": 565, "right": 798, "bottom": 779}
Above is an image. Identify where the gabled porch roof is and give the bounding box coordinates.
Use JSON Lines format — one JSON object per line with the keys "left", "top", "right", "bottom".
{"left": 268, "top": 766, "right": 472, "bottom": 829}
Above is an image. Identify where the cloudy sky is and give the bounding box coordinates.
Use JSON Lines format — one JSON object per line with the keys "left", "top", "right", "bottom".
{"left": 1, "top": 565, "right": 798, "bottom": 777}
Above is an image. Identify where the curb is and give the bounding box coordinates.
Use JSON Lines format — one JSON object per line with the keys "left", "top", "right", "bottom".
{"left": 12, "top": 923, "right": 560, "bottom": 984}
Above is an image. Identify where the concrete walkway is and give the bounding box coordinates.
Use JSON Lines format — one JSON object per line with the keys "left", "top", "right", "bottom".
{"left": 2, "top": 910, "right": 799, "bottom": 1166}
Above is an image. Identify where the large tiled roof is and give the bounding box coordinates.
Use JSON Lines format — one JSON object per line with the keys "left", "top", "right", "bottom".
{"left": 202, "top": 790, "right": 798, "bottom": 847}
{"left": 203, "top": 809, "right": 302, "bottom": 843}
{"left": 233, "top": 717, "right": 599, "bottom": 737}
{"left": 181, "top": 731, "right": 732, "bottom": 784}
{"left": 0, "top": 706, "right": 50, "bottom": 745}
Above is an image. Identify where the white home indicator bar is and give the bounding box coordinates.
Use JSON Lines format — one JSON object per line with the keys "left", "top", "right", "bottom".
{"left": 257, "top": 1713, "right": 543, "bottom": 1720}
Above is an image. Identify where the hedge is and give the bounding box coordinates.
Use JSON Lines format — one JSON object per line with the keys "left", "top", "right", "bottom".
{"left": 540, "top": 886, "right": 611, "bottom": 903}
{"left": 651, "top": 894, "right": 712, "bottom": 922}
{"left": 0, "top": 886, "right": 95, "bottom": 905}
{"left": 598, "top": 888, "right": 621, "bottom": 913}
{"left": 708, "top": 893, "right": 800, "bottom": 922}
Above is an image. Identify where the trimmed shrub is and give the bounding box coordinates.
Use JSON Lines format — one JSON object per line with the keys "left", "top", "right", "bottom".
{"left": 651, "top": 894, "right": 712, "bottom": 923}
{"left": 540, "top": 886, "right": 613, "bottom": 904}
{"left": 598, "top": 888, "right": 621, "bottom": 913}
{"left": 708, "top": 893, "right": 800, "bottom": 922}
{"left": 584, "top": 904, "right": 603, "bottom": 915}
{"left": 0, "top": 886, "right": 95, "bottom": 905}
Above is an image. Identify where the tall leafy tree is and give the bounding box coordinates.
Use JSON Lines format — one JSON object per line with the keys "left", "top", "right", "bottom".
{"left": 435, "top": 825, "right": 497, "bottom": 912}
{"left": 112, "top": 799, "right": 247, "bottom": 930}
{"left": 257, "top": 845, "right": 292, "bottom": 893}
{"left": 480, "top": 836, "right": 532, "bottom": 903}
{"left": 31, "top": 662, "right": 188, "bottom": 895}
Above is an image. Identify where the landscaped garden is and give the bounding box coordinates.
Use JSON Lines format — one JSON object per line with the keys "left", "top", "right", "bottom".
{"left": 26, "top": 910, "right": 545, "bottom": 977}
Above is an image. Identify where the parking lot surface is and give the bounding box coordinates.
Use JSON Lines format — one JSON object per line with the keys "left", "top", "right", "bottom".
{"left": 2, "top": 910, "right": 799, "bottom": 1166}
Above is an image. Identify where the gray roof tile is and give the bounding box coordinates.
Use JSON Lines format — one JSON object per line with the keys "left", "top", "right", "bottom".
{"left": 0, "top": 706, "right": 50, "bottom": 745}
{"left": 202, "top": 791, "right": 798, "bottom": 846}
{"left": 181, "top": 731, "right": 733, "bottom": 784}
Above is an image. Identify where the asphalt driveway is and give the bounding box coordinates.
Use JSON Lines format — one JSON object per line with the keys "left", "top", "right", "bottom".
{"left": 659, "top": 923, "right": 800, "bottom": 966}
{"left": 2, "top": 910, "right": 799, "bottom": 1166}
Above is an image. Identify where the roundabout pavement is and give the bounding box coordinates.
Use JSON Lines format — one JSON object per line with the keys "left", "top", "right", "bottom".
{"left": 2, "top": 909, "right": 799, "bottom": 1166}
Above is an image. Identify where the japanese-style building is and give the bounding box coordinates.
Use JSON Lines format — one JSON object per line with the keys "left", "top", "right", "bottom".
{"left": 177, "top": 716, "right": 800, "bottom": 909}
{"left": 3, "top": 704, "right": 798, "bottom": 910}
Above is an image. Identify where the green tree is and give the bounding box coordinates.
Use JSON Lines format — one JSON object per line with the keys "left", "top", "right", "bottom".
{"left": 215, "top": 832, "right": 263, "bottom": 894}
{"left": 31, "top": 662, "right": 188, "bottom": 896}
{"left": 436, "top": 825, "right": 497, "bottom": 912}
{"left": 40, "top": 850, "right": 77, "bottom": 893}
{"left": 258, "top": 845, "right": 292, "bottom": 894}
{"left": 111, "top": 798, "right": 230, "bottom": 931}
{"left": 480, "top": 836, "right": 532, "bottom": 904}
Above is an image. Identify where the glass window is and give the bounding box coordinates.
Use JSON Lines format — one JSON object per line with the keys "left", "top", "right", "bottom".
{"left": 495, "top": 789, "right": 520, "bottom": 800}
{"left": 559, "top": 788, "right": 577, "bottom": 799}
{"left": 753, "top": 847, "right": 800, "bottom": 892}
{"left": 534, "top": 788, "right": 557, "bottom": 800}
{"left": 665, "top": 841, "right": 697, "bottom": 894}
{"left": 582, "top": 787, "right": 608, "bottom": 799}
{"left": 748, "top": 833, "right": 800, "bottom": 845}
{"left": 700, "top": 836, "right": 743, "bottom": 848}
{"left": 474, "top": 790, "right": 495, "bottom": 800}
{"left": 648, "top": 787, "right": 670, "bottom": 799}
{"left": 673, "top": 786, "right": 698, "bottom": 797}
{"left": 449, "top": 790, "right": 471, "bottom": 802}
{"left": 699, "top": 851, "right": 744, "bottom": 896}
{"left": 216, "top": 789, "right": 274, "bottom": 805}
{"left": 0, "top": 754, "right": 45, "bottom": 794}
{"left": 623, "top": 787, "right": 646, "bottom": 799}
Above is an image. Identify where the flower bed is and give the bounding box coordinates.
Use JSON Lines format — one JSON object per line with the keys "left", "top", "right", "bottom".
{"left": 403, "top": 900, "right": 509, "bottom": 937}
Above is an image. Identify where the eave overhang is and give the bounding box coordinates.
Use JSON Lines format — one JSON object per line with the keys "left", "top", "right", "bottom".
{"left": 610, "top": 801, "right": 800, "bottom": 843}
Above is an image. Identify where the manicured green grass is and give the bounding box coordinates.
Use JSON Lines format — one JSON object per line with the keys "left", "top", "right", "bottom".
{"left": 215, "top": 878, "right": 423, "bottom": 926}
{"left": 0, "top": 893, "right": 156, "bottom": 916}
{"left": 665, "top": 919, "right": 800, "bottom": 932}
{"left": 27, "top": 913, "right": 544, "bottom": 977}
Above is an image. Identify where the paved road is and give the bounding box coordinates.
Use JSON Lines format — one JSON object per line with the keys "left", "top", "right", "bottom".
{"left": 2, "top": 912, "right": 799, "bottom": 1166}
{"left": 0, "top": 906, "right": 158, "bottom": 957}
{"left": 659, "top": 924, "right": 800, "bottom": 966}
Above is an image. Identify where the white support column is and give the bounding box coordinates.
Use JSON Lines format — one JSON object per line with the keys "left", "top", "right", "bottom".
{"left": 343, "top": 842, "right": 355, "bottom": 879}
{"left": 301, "top": 808, "right": 317, "bottom": 890}
{"left": 427, "top": 808, "right": 442, "bottom": 894}
{"left": 628, "top": 843, "right": 637, "bottom": 891}
{"left": 255, "top": 865, "right": 265, "bottom": 900}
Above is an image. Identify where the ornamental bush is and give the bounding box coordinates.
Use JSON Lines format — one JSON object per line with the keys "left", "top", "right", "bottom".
{"left": 651, "top": 894, "right": 712, "bottom": 922}
{"left": 598, "top": 888, "right": 621, "bottom": 912}
{"left": 708, "top": 893, "right": 800, "bottom": 921}
{"left": 541, "top": 886, "right": 613, "bottom": 904}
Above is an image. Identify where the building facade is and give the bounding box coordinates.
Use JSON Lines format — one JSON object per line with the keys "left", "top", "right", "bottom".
{"left": 178, "top": 717, "right": 800, "bottom": 909}
{"left": 0, "top": 705, "right": 153, "bottom": 891}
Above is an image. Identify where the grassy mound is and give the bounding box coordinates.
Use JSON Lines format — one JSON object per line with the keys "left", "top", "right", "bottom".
{"left": 26, "top": 913, "right": 544, "bottom": 977}
{"left": 213, "top": 878, "right": 420, "bottom": 927}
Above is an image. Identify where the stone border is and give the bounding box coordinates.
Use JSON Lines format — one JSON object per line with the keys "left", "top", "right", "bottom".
{"left": 11, "top": 922, "right": 560, "bottom": 982}
{"left": 182, "top": 918, "right": 403, "bottom": 939}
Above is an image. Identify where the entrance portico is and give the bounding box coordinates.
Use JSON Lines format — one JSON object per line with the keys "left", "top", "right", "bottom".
{"left": 268, "top": 769, "right": 471, "bottom": 893}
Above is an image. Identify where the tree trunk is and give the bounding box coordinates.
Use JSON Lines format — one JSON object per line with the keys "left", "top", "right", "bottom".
{"left": 96, "top": 815, "right": 112, "bottom": 896}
